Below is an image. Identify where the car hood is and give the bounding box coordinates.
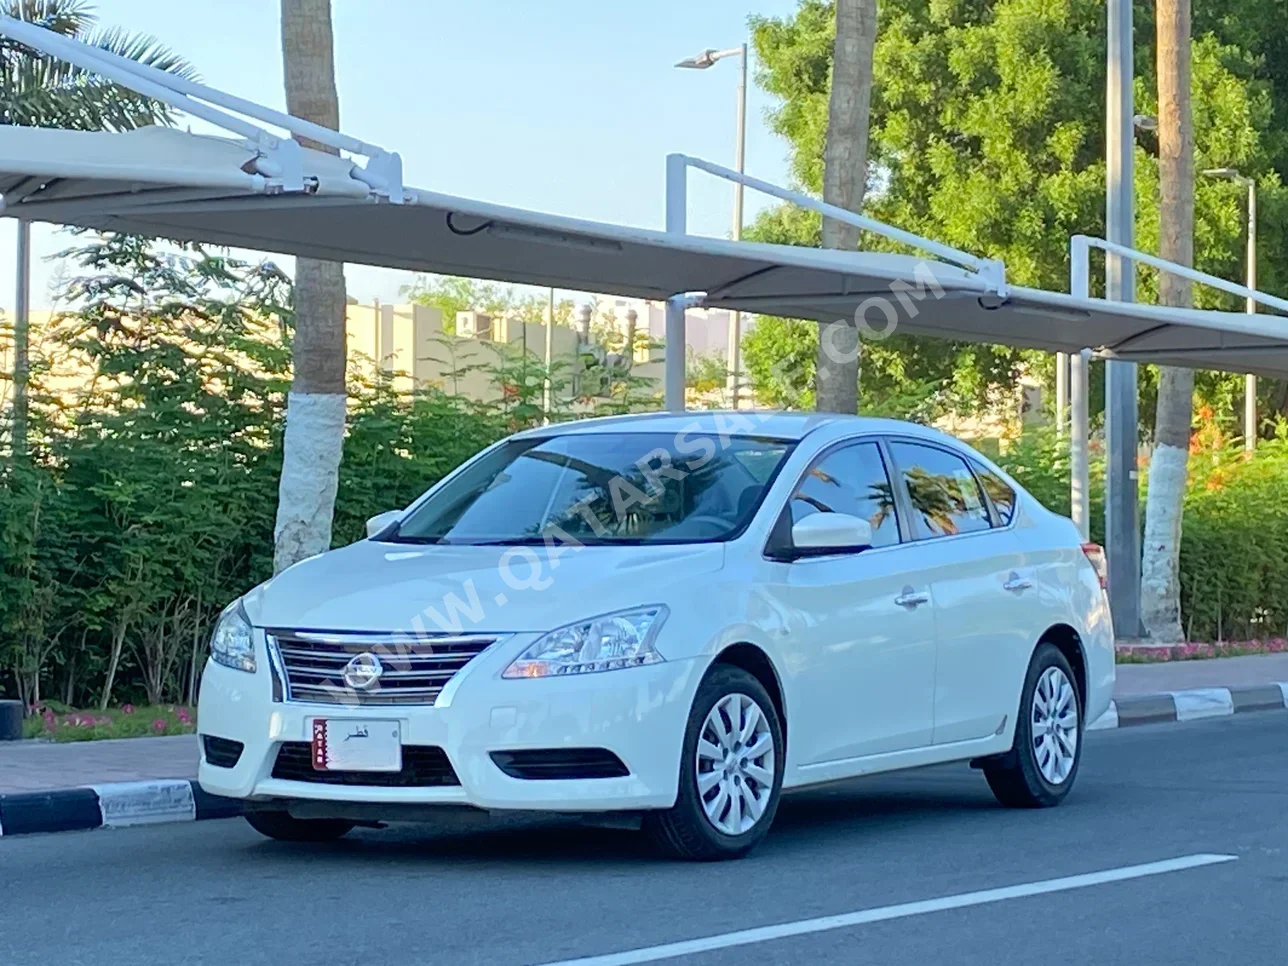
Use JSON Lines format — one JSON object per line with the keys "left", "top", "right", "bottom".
{"left": 244, "top": 539, "right": 725, "bottom": 633}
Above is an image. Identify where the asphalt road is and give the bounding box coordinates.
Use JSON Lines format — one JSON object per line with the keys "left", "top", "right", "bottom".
{"left": 3, "top": 713, "right": 1286, "bottom": 966}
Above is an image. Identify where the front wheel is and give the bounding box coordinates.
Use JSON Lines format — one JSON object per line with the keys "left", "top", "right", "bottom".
{"left": 244, "top": 809, "right": 355, "bottom": 842}
{"left": 644, "top": 665, "right": 784, "bottom": 861}
{"left": 984, "top": 643, "right": 1082, "bottom": 808}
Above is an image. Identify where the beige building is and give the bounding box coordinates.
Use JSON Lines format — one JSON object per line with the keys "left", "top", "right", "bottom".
{"left": 1, "top": 301, "right": 666, "bottom": 411}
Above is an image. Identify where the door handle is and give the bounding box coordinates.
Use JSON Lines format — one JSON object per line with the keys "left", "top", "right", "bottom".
{"left": 895, "top": 588, "right": 930, "bottom": 609}
{"left": 1003, "top": 573, "right": 1033, "bottom": 593}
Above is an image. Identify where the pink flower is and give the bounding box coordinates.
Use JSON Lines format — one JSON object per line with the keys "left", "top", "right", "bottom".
{"left": 42, "top": 711, "right": 56, "bottom": 728}
{"left": 152, "top": 718, "right": 168, "bottom": 733}
{"left": 121, "top": 704, "right": 135, "bottom": 715}
{"left": 176, "top": 709, "right": 193, "bottom": 724}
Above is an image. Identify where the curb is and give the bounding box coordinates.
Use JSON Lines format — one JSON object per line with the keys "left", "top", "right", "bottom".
{"left": 0, "top": 779, "right": 241, "bottom": 837}
{"left": 3, "top": 684, "right": 1286, "bottom": 838}
{"left": 1088, "top": 682, "right": 1288, "bottom": 731}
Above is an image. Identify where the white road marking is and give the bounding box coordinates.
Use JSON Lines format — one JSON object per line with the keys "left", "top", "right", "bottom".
{"left": 533, "top": 853, "right": 1237, "bottom": 966}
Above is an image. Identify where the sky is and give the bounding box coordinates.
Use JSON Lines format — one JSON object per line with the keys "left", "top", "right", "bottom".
{"left": 1, "top": 0, "right": 802, "bottom": 311}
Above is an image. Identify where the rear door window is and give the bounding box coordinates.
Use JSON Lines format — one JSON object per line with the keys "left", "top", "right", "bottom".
{"left": 888, "top": 441, "right": 992, "bottom": 539}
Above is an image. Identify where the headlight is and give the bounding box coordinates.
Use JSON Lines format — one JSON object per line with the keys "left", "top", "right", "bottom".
{"left": 209, "top": 600, "right": 256, "bottom": 673}
{"left": 503, "top": 605, "right": 669, "bottom": 679}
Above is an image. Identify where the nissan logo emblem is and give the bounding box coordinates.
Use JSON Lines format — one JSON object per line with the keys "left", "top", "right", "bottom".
{"left": 341, "top": 652, "right": 384, "bottom": 691}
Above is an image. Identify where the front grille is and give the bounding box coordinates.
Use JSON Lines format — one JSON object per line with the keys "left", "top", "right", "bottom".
{"left": 271, "top": 742, "right": 461, "bottom": 787}
{"left": 201, "top": 735, "right": 244, "bottom": 769}
{"left": 268, "top": 629, "right": 497, "bottom": 706}
{"left": 490, "top": 748, "right": 630, "bottom": 780}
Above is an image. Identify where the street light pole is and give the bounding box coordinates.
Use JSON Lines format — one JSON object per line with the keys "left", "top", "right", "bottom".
{"left": 1202, "top": 167, "right": 1258, "bottom": 450}
{"left": 1105, "top": 0, "right": 1142, "bottom": 640}
{"left": 677, "top": 43, "right": 748, "bottom": 409}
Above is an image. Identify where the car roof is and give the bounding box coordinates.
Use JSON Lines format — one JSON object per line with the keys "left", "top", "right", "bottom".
{"left": 518, "top": 410, "right": 969, "bottom": 447}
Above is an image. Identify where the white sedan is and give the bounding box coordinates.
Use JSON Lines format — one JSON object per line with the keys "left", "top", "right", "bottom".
{"left": 198, "top": 412, "right": 1113, "bottom": 860}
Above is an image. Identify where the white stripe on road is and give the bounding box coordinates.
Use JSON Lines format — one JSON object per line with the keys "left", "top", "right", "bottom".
{"left": 533, "top": 853, "right": 1237, "bottom": 966}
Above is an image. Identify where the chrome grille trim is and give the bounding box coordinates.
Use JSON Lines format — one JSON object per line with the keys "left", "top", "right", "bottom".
{"left": 266, "top": 629, "right": 501, "bottom": 706}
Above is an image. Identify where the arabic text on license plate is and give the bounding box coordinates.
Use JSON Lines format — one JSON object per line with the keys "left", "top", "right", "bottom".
{"left": 311, "top": 719, "right": 402, "bottom": 772}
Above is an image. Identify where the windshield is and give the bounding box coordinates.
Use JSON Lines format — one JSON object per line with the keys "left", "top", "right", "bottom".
{"left": 391, "top": 432, "right": 796, "bottom": 546}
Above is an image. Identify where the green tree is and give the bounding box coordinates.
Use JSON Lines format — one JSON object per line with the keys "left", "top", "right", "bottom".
{"left": 746, "top": 0, "right": 1288, "bottom": 425}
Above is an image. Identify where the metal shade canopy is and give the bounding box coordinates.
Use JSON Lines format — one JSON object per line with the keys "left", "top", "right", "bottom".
{"left": 2, "top": 12, "right": 1288, "bottom": 382}
{"left": 0, "top": 126, "right": 978, "bottom": 302}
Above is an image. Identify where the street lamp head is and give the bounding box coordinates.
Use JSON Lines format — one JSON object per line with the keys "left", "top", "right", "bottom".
{"left": 676, "top": 49, "right": 717, "bottom": 69}
{"left": 1132, "top": 114, "right": 1158, "bottom": 132}
{"left": 1202, "top": 166, "right": 1244, "bottom": 181}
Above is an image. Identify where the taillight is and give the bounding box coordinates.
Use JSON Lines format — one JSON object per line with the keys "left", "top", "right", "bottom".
{"left": 1081, "top": 542, "right": 1108, "bottom": 589}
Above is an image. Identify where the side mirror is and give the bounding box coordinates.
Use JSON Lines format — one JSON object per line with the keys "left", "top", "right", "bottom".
{"left": 365, "top": 509, "right": 403, "bottom": 539}
{"left": 789, "top": 512, "right": 873, "bottom": 558}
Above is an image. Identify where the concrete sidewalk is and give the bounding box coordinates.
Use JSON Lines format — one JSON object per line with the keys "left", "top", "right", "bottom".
{"left": 0, "top": 734, "right": 198, "bottom": 794}
{"left": 1113, "top": 652, "right": 1288, "bottom": 696}
{"left": 2, "top": 653, "right": 1288, "bottom": 796}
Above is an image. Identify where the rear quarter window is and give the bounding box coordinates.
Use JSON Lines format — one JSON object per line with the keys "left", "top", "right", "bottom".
{"left": 972, "top": 462, "right": 1017, "bottom": 526}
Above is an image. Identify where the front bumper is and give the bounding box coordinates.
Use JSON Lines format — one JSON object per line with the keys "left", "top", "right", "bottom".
{"left": 196, "top": 632, "right": 701, "bottom": 813}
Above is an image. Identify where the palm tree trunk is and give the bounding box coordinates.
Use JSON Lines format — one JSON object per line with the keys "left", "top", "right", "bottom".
{"left": 1141, "top": 0, "right": 1194, "bottom": 643}
{"left": 274, "top": 0, "right": 348, "bottom": 573}
{"left": 815, "top": 0, "right": 877, "bottom": 415}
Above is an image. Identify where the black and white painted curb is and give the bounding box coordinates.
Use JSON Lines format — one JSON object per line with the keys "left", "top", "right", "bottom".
{"left": 1088, "top": 682, "right": 1288, "bottom": 731}
{"left": 0, "top": 779, "right": 241, "bottom": 837}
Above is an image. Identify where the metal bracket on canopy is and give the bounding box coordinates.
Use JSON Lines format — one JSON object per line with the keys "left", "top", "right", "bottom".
{"left": 0, "top": 14, "right": 405, "bottom": 203}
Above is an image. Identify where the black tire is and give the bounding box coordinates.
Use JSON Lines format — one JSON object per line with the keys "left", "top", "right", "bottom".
{"left": 244, "top": 809, "right": 355, "bottom": 842}
{"left": 984, "top": 642, "right": 1083, "bottom": 809}
{"left": 645, "top": 664, "right": 785, "bottom": 861}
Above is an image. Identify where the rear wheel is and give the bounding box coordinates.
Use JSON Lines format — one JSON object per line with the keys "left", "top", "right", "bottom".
{"left": 244, "top": 809, "right": 354, "bottom": 842}
{"left": 984, "top": 643, "right": 1082, "bottom": 808}
{"left": 645, "top": 665, "right": 784, "bottom": 861}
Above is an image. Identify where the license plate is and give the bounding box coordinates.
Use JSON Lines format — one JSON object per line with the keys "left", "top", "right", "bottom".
{"left": 311, "top": 719, "right": 402, "bottom": 772}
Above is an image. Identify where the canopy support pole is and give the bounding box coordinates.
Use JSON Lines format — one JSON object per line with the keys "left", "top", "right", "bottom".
{"left": 1070, "top": 237, "right": 1092, "bottom": 540}
{"left": 665, "top": 153, "right": 688, "bottom": 412}
{"left": 1055, "top": 351, "right": 1069, "bottom": 438}
{"left": 1070, "top": 350, "right": 1091, "bottom": 541}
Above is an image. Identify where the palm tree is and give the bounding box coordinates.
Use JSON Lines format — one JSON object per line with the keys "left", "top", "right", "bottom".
{"left": 273, "top": 0, "right": 348, "bottom": 573}
{"left": 2, "top": 0, "right": 193, "bottom": 460}
{"left": 1140, "top": 0, "right": 1195, "bottom": 643}
{"left": 815, "top": 0, "right": 877, "bottom": 415}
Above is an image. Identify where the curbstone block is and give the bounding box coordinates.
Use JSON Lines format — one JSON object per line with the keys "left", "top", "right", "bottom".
{"left": 0, "top": 780, "right": 240, "bottom": 838}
